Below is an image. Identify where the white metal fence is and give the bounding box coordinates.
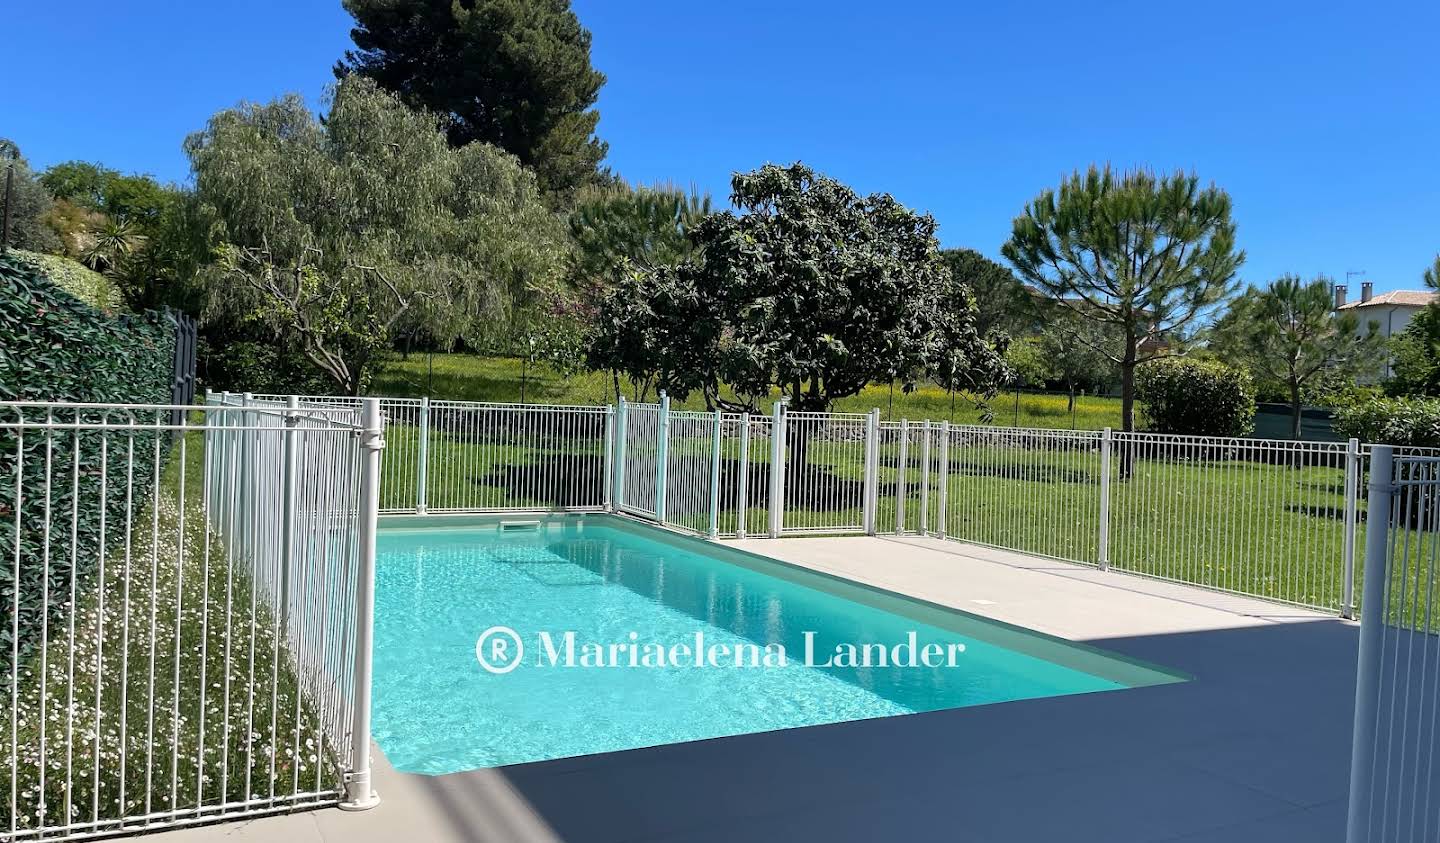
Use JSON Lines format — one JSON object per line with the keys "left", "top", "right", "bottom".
{"left": 1347, "top": 447, "right": 1440, "bottom": 843}
{"left": 2, "top": 399, "right": 382, "bottom": 840}
{"left": 250, "top": 389, "right": 1410, "bottom": 618}
{"left": 14, "top": 389, "right": 1439, "bottom": 840}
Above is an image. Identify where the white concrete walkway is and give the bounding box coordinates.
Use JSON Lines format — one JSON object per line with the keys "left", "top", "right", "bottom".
{"left": 161, "top": 536, "right": 1356, "bottom": 843}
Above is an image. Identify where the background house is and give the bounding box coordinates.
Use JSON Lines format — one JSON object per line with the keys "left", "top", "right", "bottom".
{"left": 1335, "top": 281, "right": 1436, "bottom": 378}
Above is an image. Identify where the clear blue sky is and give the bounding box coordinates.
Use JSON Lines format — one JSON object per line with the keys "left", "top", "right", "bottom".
{"left": 7, "top": 0, "right": 1437, "bottom": 292}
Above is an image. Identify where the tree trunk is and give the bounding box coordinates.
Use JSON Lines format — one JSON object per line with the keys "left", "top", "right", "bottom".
{"left": 1119, "top": 354, "right": 1137, "bottom": 479}
{"left": 1120, "top": 363, "right": 1136, "bottom": 433}
{"left": 1289, "top": 380, "right": 1303, "bottom": 440}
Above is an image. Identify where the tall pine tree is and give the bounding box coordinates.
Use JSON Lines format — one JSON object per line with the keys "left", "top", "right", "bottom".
{"left": 337, "top": 0, "right": 607, "bottom": 201}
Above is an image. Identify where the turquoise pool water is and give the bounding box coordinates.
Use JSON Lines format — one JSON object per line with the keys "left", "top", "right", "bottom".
{"left": 373, "top": 516, "right": 1184, "bottom": 773}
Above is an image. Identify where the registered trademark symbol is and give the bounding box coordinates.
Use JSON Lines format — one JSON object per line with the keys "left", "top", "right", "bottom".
{"left": 475, "top": 626, "right": 524, "bottom": 674}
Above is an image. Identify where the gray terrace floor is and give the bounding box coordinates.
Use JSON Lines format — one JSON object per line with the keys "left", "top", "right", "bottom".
{"left": 163, "top": 535, "right": 1358, "bottom": 843}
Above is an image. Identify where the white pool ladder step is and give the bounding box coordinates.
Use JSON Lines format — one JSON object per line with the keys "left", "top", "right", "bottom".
{"left": 500, "top": 519, "right": 542, "bottom": 533}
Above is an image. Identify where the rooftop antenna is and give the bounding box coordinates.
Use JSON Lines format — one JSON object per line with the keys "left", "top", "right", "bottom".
{"left": 1346, "top": 270, "right": 1367, "bottom": 285}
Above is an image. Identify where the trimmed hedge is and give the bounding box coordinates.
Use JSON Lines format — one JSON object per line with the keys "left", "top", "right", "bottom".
{"left": 1136, "top": 357, "right": 1256, "bottom": 438}
{"left": 8, "top": 248, "right": 122, "bottom": 313}
{"left": 0, "top": 254, "right": 177, "bottom": 670}
{"left": 1334, "top": 395, "right": 1440, "bottom": 448}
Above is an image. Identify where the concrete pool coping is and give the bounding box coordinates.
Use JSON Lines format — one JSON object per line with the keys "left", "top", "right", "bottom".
{"left": 161, "top": 530, "right": 1357, "bottom": 843}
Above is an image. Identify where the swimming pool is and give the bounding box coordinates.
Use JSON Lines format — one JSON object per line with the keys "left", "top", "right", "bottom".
{"left": 372, "top": 515, "right": 1185, "bottom": 774}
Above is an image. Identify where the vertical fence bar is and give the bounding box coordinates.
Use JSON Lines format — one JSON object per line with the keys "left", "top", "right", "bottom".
{"left": 863, "top": 408, "right": 880, "bottom": 536}
{"left": 895, "top": 419, "right": 910, "bottom": 534}
{"left": 655, "top": 393, "right": 670, "bottom": 525}
{"left": 708, "top": 410, "right": 722, "bottom": 537}
{"left": 919, "top": 420, "right": 931, "bottom": 536}
{"left": 279, "top": 396, "right": 299, "bottom": 632}
{"left": 602, "top": 404, "right": 615, "bottom": 512}
{"left": 240, "top": 393, "right": 254, "bottom": 560}
{"left": 1098, "top": 427, "right": 1112, "bottom": 571}
{"left": 736, "top": 413, "right": 751, "bottom": 539}
{"left": 613, "top": 398, "right": 628, "bottom": 510}
{"left": 1346, "top": 445, "right": 1394, "bottom": 843}
{"left": 937, "top": 422, "right": 950, "bottom": 539}
{"left": 1342, "top": 436, "right": 1360, "bottom": 619}
{"left": 341, "top": 398, "right": 384, "bottom": 811}
{"left": 768, "top": 401, "right": 786, "bottom": 538}
{"left": 415, "top": 397, "right": 430, "bottom": 515}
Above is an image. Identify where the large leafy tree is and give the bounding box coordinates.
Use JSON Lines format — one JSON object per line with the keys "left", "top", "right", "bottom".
{"left": 41, "top": 162, "right": 172, "bottom": 230}
{"left": 187, "top": 76, "right": 566, "bottom": 394}
{"left": 337, "top": 0, "right": 607, "bottom": 200}
{"left": 941, "top": 248, "right": 1029, "bottom": 340}
{"left": 589, "top": 163, "right": 1006, "bottom": 413}
{"left": 1002, "top": 165, "right": 1244, "bottom": 432}
{"left": 1212, "top": 275, "right": 1383, "bottom": 437}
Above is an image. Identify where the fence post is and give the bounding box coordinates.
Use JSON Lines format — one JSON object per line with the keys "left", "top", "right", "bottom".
{"left": 1346, "top": 444, "right": 1394, "bottom": 843}
{"left": 1341, "top": 437, "right": 1360, "bottom": 619}
{"left": 241, "top": 392, "right": 254, "bottom": 559}
{"left": 656, "top": 392, "right": 670, "bottom": 525}
{"left": 342, "top": 398, "right": 384, "bottom": 812}
{"left": 936, "top": 422, "right": 950, "bottom": 539}
{"left": 279, "top": 396, "right": 300, "bottom": 634}
{"left": 708, "top": 410, "right": 722, "bottom": 537}
{"left": 919, "top": 420, "right": 931, "bottom": 536}
{"left": 602, "top": 404, "right": 615, "bottom": 512}
{"left": 613, "top": 398, "right": 628, "bottom": 510}
{"left": 895, "top": 419, "right": 909, "bottom": 534}
{"left": 863, "top": 408, "right": 880, "bottom": 535}
{"left": 768, "top": 401, "right": 786, "bottom": 538}
{"left": 415, "top": 397, "right": 430, "bottom": 515}
{"left": 218, "top": 391, "right": 231, "bottom": 538}
{"left": 736, "top": 413, "right": 751, "bottom": 539}
{"left": 202, "top": 389, "right": 215, "bottom": 516}
{"left": 1098, "top": 427, "right": 1113, "bottom": 571}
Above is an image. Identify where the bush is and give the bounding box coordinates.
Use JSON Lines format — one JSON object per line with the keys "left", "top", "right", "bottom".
{"left": 9, "top": 248, "right": 122, "bottom": 312}
{"left": 0, "top": 254, "right": 177, "bottom": 670}
{"left": 1334, "top": 395, "right": 1440, "bottom": 447}
{"left": 1136, "top": 357, "right": 1255, "bottom": 437}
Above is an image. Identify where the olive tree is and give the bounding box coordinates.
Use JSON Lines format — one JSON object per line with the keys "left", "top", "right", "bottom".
{"left": 1002, "top": 165, "right": 1244, "bottom": 431}
{"left": 187, "top": 77, "right": 565, "bottom": 393}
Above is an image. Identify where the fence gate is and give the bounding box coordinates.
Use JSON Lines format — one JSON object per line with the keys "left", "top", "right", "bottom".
{"left": 1347, "top": 446, "right": 1440, "bottom": 843}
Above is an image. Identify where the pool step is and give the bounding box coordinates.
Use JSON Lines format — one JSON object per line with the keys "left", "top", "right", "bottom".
{"left": 499, "top": 519, "right": 542, "bottom": 532}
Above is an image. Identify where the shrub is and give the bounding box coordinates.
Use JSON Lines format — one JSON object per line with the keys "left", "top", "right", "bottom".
{"left": 1136, "top": 357, "right": 1255, "bottom": 437}
{"left": 9, "top": 248, "right": 122, "bottom": 312}
{"left": 1333, "top": 395, "right": 1440, "bottom": 447}
{"left": 0, "top": 254, "right": 177, "bottom": 670}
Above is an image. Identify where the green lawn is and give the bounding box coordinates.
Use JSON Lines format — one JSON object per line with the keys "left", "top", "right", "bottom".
{"left": 373, "top": 352, "right": 1123, "bottom": 429}
{"left": 0, "top": 429, "right": 339, "bottom": 835}
{"left": 368, "top": 412, "right": 1396, "bottom": 615}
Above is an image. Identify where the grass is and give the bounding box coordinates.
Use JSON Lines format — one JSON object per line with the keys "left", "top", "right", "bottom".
{"left": 373, "top": 410, "right": 1440, "bottom": 618}
{"left": 0, "top": 430, "right": 339, "bottom": 836}
{"left": 373, "top": 352, "right": 1123, "bottom": 430}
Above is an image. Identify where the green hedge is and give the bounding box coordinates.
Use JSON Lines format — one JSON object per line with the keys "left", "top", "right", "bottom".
{"left": 1334, "top": 395, "right": 1440, "bottom": 448}
{"left": 1136, "top": 357, "right": 1256, "bottom": 437}
{"left": 0, "top": 254, "right": 177, "bottom": 670}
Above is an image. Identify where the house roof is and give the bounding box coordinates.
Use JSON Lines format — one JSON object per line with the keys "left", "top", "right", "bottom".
{"left": 1338, "top": 290, "right": 1436, "bottom": 309}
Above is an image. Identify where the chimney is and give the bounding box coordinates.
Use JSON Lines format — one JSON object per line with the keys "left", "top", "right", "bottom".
{"left": 1335, "top": 284, "right": 1347, "bottom": 308}
{"left": 1361, "top": 281, "right": 1374, "bottom": 303}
